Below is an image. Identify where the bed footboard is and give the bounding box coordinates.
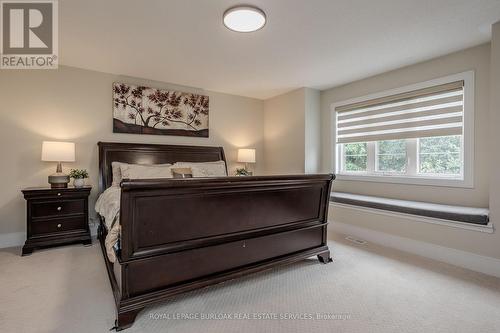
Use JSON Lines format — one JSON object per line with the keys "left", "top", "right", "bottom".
{"left": 104, "top": 174, "right": 334, "bottom": 330}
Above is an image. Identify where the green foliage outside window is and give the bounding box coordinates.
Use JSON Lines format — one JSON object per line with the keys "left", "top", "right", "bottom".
{"left": 419, "top": 135, "right": 461, "bottom": 175}
{"left": 344, "top": 143, "right": 367, "bottom": 171}
{"left": 377, "top": 140, "right": 406, "bottom": 173}
{"left": 341, "top": 136, "right": 462, "bottom": 176}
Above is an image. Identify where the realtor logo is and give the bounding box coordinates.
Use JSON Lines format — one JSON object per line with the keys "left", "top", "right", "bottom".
{"left": 1, "top": 0, "right": 58, "bottom": 69}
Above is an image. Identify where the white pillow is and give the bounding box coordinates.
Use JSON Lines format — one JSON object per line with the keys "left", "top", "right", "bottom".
{"left": 172, "top": 161, "right": 227, "bottom": 177}
{"left": 119, "top": 164, "right": 174, "bottom": 180}
{"left": 112, "top": 162, "right": 172, "bottom": 185}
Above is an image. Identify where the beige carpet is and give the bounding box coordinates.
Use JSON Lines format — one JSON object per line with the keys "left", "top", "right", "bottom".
{"left": 1, "top": 235, "right": 500, "bottom": 333}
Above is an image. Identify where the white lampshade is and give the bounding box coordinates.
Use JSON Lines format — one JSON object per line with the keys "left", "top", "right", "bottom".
{"left": 41, "top": 141, "right": 75, "bottom": 162}
{"left": 237, "top": 148, "right": 256, "bottom": 163}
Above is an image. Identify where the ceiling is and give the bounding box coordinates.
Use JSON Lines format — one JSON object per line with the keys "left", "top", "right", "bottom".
{"left": 60, "top": 0, "right": 500, "bottom": 100}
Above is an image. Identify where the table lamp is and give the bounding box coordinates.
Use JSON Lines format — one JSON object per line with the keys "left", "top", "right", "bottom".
{"left": 237, "top": 148, "right": 256, "bottom": 175}
{"left": 41, "top": 141, "right": 75, "bottom": 188}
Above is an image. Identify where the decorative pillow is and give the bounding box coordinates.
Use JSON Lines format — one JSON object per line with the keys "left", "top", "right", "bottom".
{"left": 171, "top": 168, "right": 193, "bottom": 179}
{"left": 172, "top": 161, "right": 227, "bottom": 177}
{"left": 119, "top": 163, "right": 174, "bottom": 180}
{"left": 112, "top": 162, "right": 172, "bottom": 185}
{"left": 111, "top": 162, "right": 126, "bottom": 187}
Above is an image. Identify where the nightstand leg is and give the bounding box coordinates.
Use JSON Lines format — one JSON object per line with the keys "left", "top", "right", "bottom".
{"left": 22, "top": 245, "right": 33, "bottom": 256}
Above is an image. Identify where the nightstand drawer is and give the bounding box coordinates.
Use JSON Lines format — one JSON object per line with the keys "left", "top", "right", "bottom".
{"left": 31, "top": 199, "right": 85, "bottom": 218}
{"left": 31, "top": 216, "right": 86, "bottom": 236}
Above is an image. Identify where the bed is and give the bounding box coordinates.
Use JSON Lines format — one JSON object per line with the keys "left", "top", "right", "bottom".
{"left": 96, "top": 142, "right": 335, "bottom": 330}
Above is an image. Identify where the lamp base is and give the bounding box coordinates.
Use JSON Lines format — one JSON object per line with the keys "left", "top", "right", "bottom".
{"left": 48, "top": 173, "right": 70, "bottom": 189}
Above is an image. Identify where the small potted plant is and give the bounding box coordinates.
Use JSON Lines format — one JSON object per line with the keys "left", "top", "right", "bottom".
{"left": 235, "top": 168, "right": 251, "bottom": 176}
{"left": 69, "top": 169, "right": 89, "bottom": 188}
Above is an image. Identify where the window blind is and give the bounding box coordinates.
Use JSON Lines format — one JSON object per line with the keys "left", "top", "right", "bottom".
{"left": 336, "top": 80, "right": 464, "bottom": 144}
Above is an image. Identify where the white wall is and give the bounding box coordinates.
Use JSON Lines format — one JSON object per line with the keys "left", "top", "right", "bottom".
{"left": 304, "top": 88, "right": 321, "bottom": 174}
{"left": 0, "top": 65, "right": 264, "bottom": 244}
{"left": 321, "top": 43, "right": 500, "bottom": 259}
{"left": 263, "top": 88, "right": 306, "bottom": 174}
{"left": 490, "top": 22, "right": 500, "bottom": 234}
{"left": 263, "top": 87, "right": 321, "bottom": 174}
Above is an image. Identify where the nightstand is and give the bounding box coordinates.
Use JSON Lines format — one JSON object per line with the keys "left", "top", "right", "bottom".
{"left": 21, "top": 186, "right": 92, "bottom": 255}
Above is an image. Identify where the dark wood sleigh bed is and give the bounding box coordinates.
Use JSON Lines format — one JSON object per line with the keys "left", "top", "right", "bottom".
{"left": 96, "top": 142, "right": 335, "bottom": 330}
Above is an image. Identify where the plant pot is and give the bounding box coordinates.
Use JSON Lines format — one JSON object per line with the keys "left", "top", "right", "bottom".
{"left": 73, "top": 178, "right": 85, "bottom": 188}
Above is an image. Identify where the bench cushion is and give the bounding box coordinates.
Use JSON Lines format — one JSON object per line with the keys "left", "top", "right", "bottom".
{"left": 330, "top": 192, "right": 489, "bottom": 225}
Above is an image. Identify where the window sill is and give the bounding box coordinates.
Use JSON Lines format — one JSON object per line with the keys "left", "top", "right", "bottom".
{"left": 336, "top": 173, "right": 473, "bottom": 188}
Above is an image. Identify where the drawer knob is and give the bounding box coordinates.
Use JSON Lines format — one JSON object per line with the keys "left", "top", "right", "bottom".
{"left": 57, "top": 224, "right": 62, "bottom": 228}
{"left": 57, "top": 193, "right": 61, "bottom": 196}
{"left": 57, "top": 206, "right": 62, "bottom": 211}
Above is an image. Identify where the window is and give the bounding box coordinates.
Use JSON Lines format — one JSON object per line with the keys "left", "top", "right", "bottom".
{"left": 418, "top": 135, "right": 462, "bottom": 175}
{"left": 344, "top": 143, "right": 367, "bottom": 172}
{"left": 333, "top": 72, "right": 474, "bottom": 188}
{"left": 376, "top": 139, "right": 406, "bottom": 173}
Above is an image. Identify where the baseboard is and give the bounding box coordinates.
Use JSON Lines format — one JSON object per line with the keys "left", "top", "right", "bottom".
{"left": 0, "top": 224, "right": 99, "bottom": 249}
{"left": 330, "top": 221, "right": 500, "bottom": 278}
{"left": 0, "top": 232, "right": 25, "bottom": 248}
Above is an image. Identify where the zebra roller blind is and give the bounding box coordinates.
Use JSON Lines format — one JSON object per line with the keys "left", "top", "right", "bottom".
{"left": 335, "top": 80, "right": 464, "bottom": 144}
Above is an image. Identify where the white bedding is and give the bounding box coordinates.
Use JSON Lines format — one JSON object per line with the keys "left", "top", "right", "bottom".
{"left": 95, "top": 186, "right": 121, "bottom": 262}
{"left": 95, "top": 186, "right": 121, "bottom": 230}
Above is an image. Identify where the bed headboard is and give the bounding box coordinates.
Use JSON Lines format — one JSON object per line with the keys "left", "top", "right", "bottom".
{"left": 98, "top": 142, "right": 226, "bottom": 193}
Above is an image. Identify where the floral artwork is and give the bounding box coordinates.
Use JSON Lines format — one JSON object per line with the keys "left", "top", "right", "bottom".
{"left": 113, "top": 82, "right": 209, "bottom": 137}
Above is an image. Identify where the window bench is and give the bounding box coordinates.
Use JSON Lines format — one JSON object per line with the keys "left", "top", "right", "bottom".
{"left": 330, "top": 192, "right": 490, "bottom": 226}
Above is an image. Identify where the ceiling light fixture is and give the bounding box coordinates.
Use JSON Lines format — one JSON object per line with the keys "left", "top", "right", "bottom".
{"left": 223, "top": 6, "right": 266, "bottom": 33}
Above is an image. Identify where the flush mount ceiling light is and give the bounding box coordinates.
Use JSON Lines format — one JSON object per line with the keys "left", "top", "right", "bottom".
{"left": 223, "top": 6, "right": 266, "bottom": 32}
